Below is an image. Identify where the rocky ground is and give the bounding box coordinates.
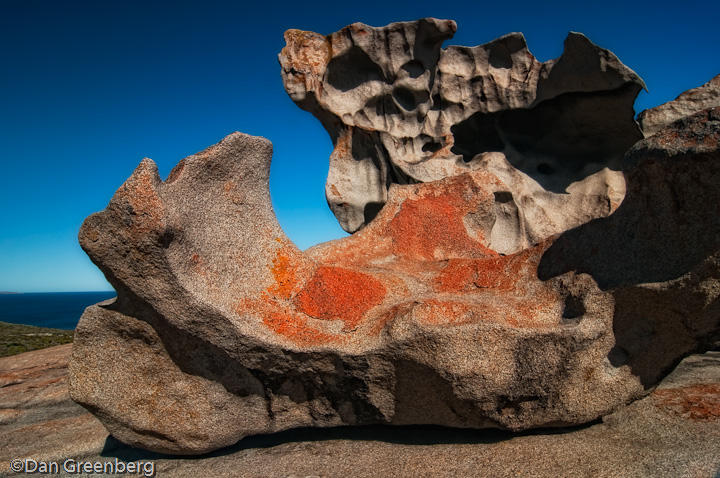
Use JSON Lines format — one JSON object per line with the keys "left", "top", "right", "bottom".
{"left": 1, "top": 343, "right": 718, "bottom": 477}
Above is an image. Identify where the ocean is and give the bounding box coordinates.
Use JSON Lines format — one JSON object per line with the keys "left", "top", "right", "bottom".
{"left": 0, "top": 292, "right": 116, "bottom": 330}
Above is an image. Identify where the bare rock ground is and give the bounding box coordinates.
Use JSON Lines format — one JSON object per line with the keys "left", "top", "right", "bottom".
{"left": 2, "top": 344, "right": 718, "bottom": 477}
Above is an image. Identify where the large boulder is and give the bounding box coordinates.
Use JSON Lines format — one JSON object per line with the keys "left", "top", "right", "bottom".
{"left": 70, "top": 113, "right": 719, "bottom": 455}
{"left": 68, "top": 19, "right": 719, "bottom": 455}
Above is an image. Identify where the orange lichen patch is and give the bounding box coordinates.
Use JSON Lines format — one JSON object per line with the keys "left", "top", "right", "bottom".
{"left": 434, "top": 253, "right": 528, "bottom": 293}
{"left": 190, "top": 253, "right": 207, "bottom": 277}
{"left": 330, "top": 128, "right": 352, "bottom": 160}
{"left": 433, "top": 259, "right": 478, "bottom": 292}
{"left": 235, "top": 295, "right": 344, "bottom": 347}
{"left": 295, "top": 266, "right": 387, "bottom": 330}
{"left": 263, "top": 311, "right": 340, "bottom": 347}
{"left": 120, "top": 162, "right": 164, "bottom": 236}
{"left": 414, "top": 293, "right": 560, "bottom": 329}
{"left": 267, "top": 244, "right": 310, "bottom": 300}
{"left": 506, "top": 291, "right": 561, "bottom": 328}
{"left": 475, "top": 256, "right": 519, "bottom": 289}
{"left": 653, "top": 384, "right": 720, "bottom": 421}
{"left": 282, "top": 29, "right": 331, "bottom": 77}
{"left": 388, "top": 175, "right": 496, "bottom": 261}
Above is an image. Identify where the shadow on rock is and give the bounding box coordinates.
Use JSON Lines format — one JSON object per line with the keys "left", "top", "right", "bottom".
{"left": 99, "top": 420, "right": 600, "bottom": 461}
{"left": 539, "top": 108, "right": 720, "bottom": 388}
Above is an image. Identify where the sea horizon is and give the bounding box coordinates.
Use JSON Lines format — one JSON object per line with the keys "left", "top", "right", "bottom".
{"left": 0, "top": 291, "right": 116, "bottom": 330}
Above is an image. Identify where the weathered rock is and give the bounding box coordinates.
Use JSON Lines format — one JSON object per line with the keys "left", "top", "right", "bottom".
{"left": 638, "top": 74, "right": 720, "bottom": 137}
{"left": 0, "top": 344, "right": 108, "bottom": 470}
{"left": 69, "top": 93, "right": 719, "bottom": 455}
{"left": 279, "top": 19, "right": 645, "bottom": 237}
{"left": 6, "top": 345, "right": 720, "bottom": 477}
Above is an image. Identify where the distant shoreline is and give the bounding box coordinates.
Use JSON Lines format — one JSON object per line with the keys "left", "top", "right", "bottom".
{"left": 0, "top": 291, "right": 21, "bottom": 295}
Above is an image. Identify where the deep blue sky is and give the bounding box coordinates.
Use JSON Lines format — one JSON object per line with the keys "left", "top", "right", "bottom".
{"left": 1, "top": 0, "right": 718, "bottom": 292}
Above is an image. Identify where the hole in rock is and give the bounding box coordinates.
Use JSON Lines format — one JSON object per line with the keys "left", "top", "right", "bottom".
{"left": 493, "top": 191, "right": 514, "bottom": 204}
{"left": 561, "top": 295, "right": 586, "bottom": 322}
{"left": 607, "top": 346, "right": 629, "bottom": 367}
{"left": 488, "top": 43, "right": 513, "bottom": 69}
{"left": 422, "top": 140, "right": 443, "bottom": 153}
{"left": 451, "top": 114, "right": 505, "bottom": 162}
{"left": 450, "top": 84, "right": 642, "bottom": 192}
{"left": 392, "top": 86, "right": 429, "bottom": 111}
{"left": 431, "top": 93, "right": 457, "bottom": 111}
{"left": 536, "top": 163, "right": 555, "bottom": 175}
{"left": 327, "top": 46, "right": 386, "bottom": 92}
{"left": 401, "top": 60, "right": 426, "bottom": 78}
{"left": 363, "top": 202, "right": 384, "bottom": 225}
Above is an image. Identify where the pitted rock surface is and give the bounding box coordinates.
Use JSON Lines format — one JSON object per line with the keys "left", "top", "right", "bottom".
{"left": 279, "top": 19, "right": 645, "bottom": 237}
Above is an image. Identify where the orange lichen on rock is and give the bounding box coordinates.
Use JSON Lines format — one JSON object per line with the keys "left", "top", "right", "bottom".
{"left": 414, "top": 294, "right": 560, "bottom": 329}
{"left": 388, "top": 175, "right": 496, "bottom": 261}
{"left": 235, "top": 295, "right": 344, "bottom": 347}
{"left": 653, "top": 384, "right": 720, "bottom": 421}
{"left": 262, "top": 308, "right": 342, "bottom": 347}
{"left": 295, "top": 266, "right": 386, "bottom": 330}
{"left": 433, "top": 245, "right": 541, "bottom": 293}
{"left": 267, "top": 244, "right": 311, "bottom": 300}
{"left": 281, "top": 29, "right": 331, "bottom": 81}
{"left": 121, "top": 163, "right": 164, "bottom": 237}
{"left": 433, "top": 257, "right": 519, "bottom": 293}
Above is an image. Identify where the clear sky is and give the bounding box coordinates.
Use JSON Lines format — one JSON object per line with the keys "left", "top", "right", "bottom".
{"left": 1, "top": 0, "right": 718, "bottom": 292}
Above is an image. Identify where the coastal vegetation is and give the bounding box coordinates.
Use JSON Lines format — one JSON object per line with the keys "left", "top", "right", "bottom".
{"left": 0, "top": 321, "right": 73, "bottom": 357}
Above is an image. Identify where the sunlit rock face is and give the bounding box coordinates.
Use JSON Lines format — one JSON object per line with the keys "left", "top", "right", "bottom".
{"left": 638, "top": 74, "right": 720, "bottom": 137}
{"left": 69, "top": 19, "right": 720, "bottom": 456}
{"left": 279, "top": 19, "right": 645, "bottom": 239}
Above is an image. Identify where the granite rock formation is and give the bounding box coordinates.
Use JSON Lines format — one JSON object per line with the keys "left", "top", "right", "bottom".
{"left": 638, "top": 74, "right": 720, "bottom": 137}
{"left": 69, "top": 19, "right": 720, "bottom": 455}
{"left": 279, "top": 19, "right": 645, "bottom": 239}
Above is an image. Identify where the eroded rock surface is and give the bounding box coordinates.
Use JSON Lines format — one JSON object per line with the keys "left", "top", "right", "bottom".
{"left": 638, "top": 74, "right": 720, "bottom": 137}
{"left": 70, "top": 102, "right": 719, "bottom": 454}
{"left": 66, "top": 17, "right": 720, "bottom": 456}
{"left": 5, "top": 345, "right": 720, "bottom": 477}
{"left": 279, "top": 19, "right": 645, "bottom": 238}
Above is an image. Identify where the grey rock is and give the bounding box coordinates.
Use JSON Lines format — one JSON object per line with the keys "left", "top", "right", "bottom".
{"left": 280, "top": 19, "right": 645, "bottom": 239}
{"left": 638, "top": 74, "right": 720, "bottom": 137}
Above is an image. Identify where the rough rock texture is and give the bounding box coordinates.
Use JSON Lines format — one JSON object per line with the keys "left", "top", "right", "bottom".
{"left": 279, "top": 19, "right": 645, "bottom": 238}
{"left": 638, "top": 74, "right": 720, "bottom": 137}
{"left": 69, "top": 93, "right": 720, "bottom": 455}
{"left": 5, "top": 345, "right": 719, "bottom": 477}
{"left": 0, "top": 345, "right": 108, "bottom": 470}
